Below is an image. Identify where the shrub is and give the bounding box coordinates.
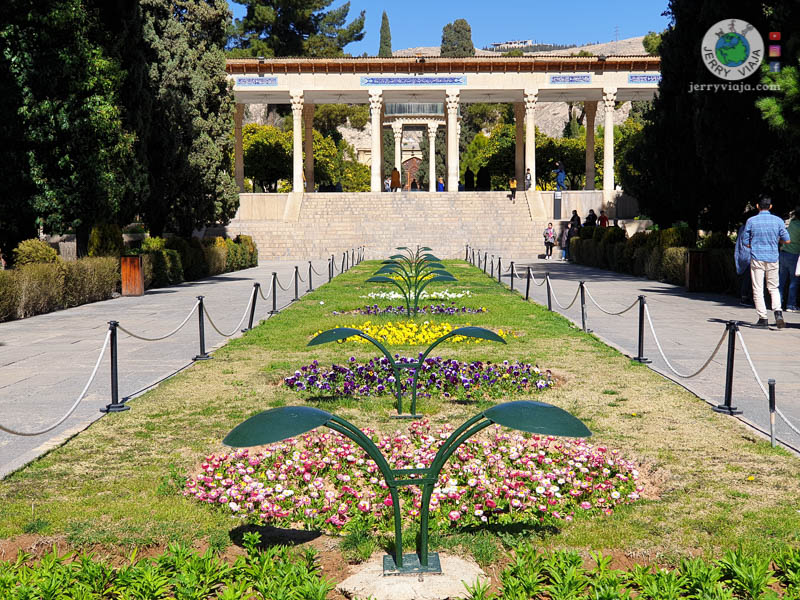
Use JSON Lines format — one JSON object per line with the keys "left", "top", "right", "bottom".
{"left": 625, "top": 231, "right": 650, "bottom": 274}
{"left": 0, "top": 271, "right": 19, "bottom": 322}
{"left": 592, "top": 226, "right": 605, "bottom": 242}
{"left": 13, "top": 239, "right": 58, "bottom": 266}
{"left": 149, "top": 249, "right": 184, "bottom": 287}
{"left": 602, "top": 226, "right": 627, "bottom": 245}
{"left": 579, "top": 225, "right": 595, "bottom": 240}
{"left": 706, "top": 249, "right": 737, "bottom": 293}
{"left": 662, "top": 247, "right": 688, "bottom": 286}
{"left": 645, "top": 228, "right": 662, "bottom": 251}
{"left": 236, "top": 234, "right": 258, "bottom": 268}
{"left": 582, "top": 239, "right": 600, "bottom": 267}
{"left": 203, "top": 245, "right": 227, "bottom": 276}
{"left": 660, "top": 226, "right": 695, "bottom": 250}
{"left": 225, "top": 238, "right": 244, "bottom": 272}
{"left": 141, "top": 236, "right": 167, "bottom": 252}
{"left": 63, "top": 257, "right": 119, "bottom": 307}
{"left": 570, "top": 238, "right": 581, "bottom": 263}
{"left": 631, "top": 246, "right": 649, "bottom": 277}
{"left": 141, "top": 253, "right": 154, "bottom": 289}
{"left": 88, "top": 223, "right": 124, "bottom": 257}
{"left": 702, "top": 232, "right": 735, "bottom": 249}
{"left": 644, "top": 246, "right": 663, "bottom": 280}
{"left": 613, "top": 242, "right": 628, "bottom": 273}
{"left": 16, "top": 263, "right": 65, "bottom": 318}
{"left": 166, "top": 236, "right": 208, "bottom": 281}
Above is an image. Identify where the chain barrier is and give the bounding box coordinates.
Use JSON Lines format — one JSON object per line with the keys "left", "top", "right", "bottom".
{"left": 258, "top": 282, "right": 272, "bottom": 301}
{"left": 117, "top": 301, "right": 199, "bottom": 341}
{"left": 275, "top": 274, "right": 292, "bottom": 292}
{"left": 203, "top": 288, "right": 255, "bottom": 338}
{"left": 644, "top": 304, "right": 727, "bottom": 379}
{"left": 310, "top": 263, "right": 325, "bottom": 277}
{"left": 583, "top": 286, "right": 640, "bottom": 316}
{"left": 295, "top": 269, "right": 305, "bottom": 284}
{"left": 546, "top": 276, "right": 581, "bottom": 310}
{"left": 0, "top": 330, "right": 111, "bottom": 436}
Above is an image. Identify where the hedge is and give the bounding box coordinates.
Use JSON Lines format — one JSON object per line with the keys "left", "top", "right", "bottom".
{"left": 569, "top": 226, "right": 738, "bottom": 294}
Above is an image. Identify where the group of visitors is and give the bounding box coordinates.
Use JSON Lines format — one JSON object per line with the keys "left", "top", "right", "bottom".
{"left": 541, "top": 208, "right": 610, "bottom": 261}
{"left": 383, "top": 168, "right": 423, "bottom": 192}
{"left": 736, "top": 197, "right": 799, "bottom": 329}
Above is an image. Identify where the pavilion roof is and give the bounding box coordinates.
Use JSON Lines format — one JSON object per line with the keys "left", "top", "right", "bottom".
{"left": 225, "top": 55, "right": 660, "bottom": 75}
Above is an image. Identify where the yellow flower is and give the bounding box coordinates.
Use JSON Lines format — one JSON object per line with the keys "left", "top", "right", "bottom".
{"left": 746, "top": 476, "right": 755, "bottom": 481}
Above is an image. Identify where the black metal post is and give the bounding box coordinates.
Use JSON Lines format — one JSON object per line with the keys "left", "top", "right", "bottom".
{"left": 351, "top": 248, "right": 355, "bottom": 267}
{"left": 465, "top": 245, "right": 469, "bottom": 261}
{"left": 341, "top": 252, "right": 346, "bottom": 273}
{"left": 714, "top": 321, "right": 742, "bottom": 415}
{"left": 633, "top": 296, "right": 651, "bottom": 363}
{"left": 768, "top": 379, "right": 776, "bottom": 447}
{"left": 525, "top": 266, "right": 531, "bottom": 301}
{"left": 100, "top": 321, "right": 129, "bottom": 413}
{"left": 477, "top": 250, "right": 481, "bottom": 270}
{"left": 472, "top": 249, "right": 475, "bottom": 265}
{"left": 546, "top": 273, "right": 553, "bottom": 311}
{"left": 269, "top": 273, "right": 278, "bottom": 314}
{"left": 194, "top": 296, "right": 211, "bottom": 360}
{"left": 308, "top": 261, "right": 313, "bottom": 292}
{"left": 579, "top": 282, "right": 589, "bottom": 332}
{"left": 490, "top": 255, "right": 494, "bottom": 277}
{"left": 483, "top": 252, "right": 488, "bottom": 274}
{"left": 243, "top": 283, "right": 259, "bottom": 332}
{"left": 497, "top": 257, "right": 502, "bottom": 284}
{"left": 293, "top": 266, "right": 300, "bottom": 301}
{"left": 510, "top": 262, "right": 515, "bottom": 292}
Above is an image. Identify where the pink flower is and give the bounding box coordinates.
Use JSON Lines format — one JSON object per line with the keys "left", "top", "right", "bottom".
{"left": 448, "top": 510, "right": 461, "bottom": 521}
{"left": 580, "top": 501, "right": 592, "bottom": 509}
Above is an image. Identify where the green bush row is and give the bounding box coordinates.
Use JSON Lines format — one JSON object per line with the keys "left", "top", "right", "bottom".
{"left": 570, "top": 226, "right": 737, "bottom": 293}
{"left": 0, "top": 257, "right": 119, "bottom": 321}
{"left": 0, "top": 534, "right": 332, "bottom": 599}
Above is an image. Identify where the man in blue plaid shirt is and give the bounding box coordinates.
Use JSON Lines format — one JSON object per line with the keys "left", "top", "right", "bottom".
{"left": 742, "top": 197, "right": 791, "bottom": 328}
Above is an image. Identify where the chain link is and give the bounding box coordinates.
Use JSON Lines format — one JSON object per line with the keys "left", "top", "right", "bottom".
{"left": 583, "top": 286, "right": 640, "bottom": 316}
{"left": 547, "top": 276, "right": 581, "bottom": 310}
{"left": 203, "top": 288, "right": 255, "bottom": 338}
{"left": 0, "top": 330, "right": 111, "bottom": 436}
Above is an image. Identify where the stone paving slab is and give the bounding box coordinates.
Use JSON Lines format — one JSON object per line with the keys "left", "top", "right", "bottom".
{"left": 498, "top": 257, "right": 800, "bottom": 451}
{"left": 0, "top": 259, "right": 338, "bottom": 478}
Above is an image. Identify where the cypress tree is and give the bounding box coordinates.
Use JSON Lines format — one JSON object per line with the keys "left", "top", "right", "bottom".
{"left": 378, "top": 11, "right": 392, "bottom": 57}
{"left": 441, "top": 19, "right": 475, "bottom": 58}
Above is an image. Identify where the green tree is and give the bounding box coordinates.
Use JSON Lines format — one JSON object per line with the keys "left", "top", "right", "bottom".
{"left": 378, "top": 11, "right": 392, "bottom": 57}
{"left": 243, "top": 124, "right": 292, "bottom": 191}
{"left": 440, "top": 19, "right": 475, "bottom": 58}
{"left": 0, "top": 0, "right": 140, "bottom": 254}
{"left": 230, "top": 0, "right": 365, "bottom": 58}
{"left": 417, "top": 128, "right": 446, "bottom": 189}
{"left": 138, "top": 0, "right": 239, "bottom": 237}
{"left": 642, "top": 31, "right": 663, "bottom": 56}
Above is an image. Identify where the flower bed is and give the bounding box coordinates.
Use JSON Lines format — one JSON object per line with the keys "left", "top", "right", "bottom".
{"left": 284, "top": 356, "right": 551, "bottom": 400}
{"left": 333, "top": 303, "right": 486, "bottom": 316}
{"left": 361, "top": 288, "right": 473, "bottom": 301}
{"left": 313, "top": 321, "right": 509, "bottom": 346}
{"left": 185, "top": 420, "right": 642, "bottom": 533}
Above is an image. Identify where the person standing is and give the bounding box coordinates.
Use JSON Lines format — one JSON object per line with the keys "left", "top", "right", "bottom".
{"left": 598, "top": 210, "right": 609, "bottom": 228}
{"left": 584, "top": 209, "right": 598, "bottom": 227}
{"left": 735, "top": 220, "right": 753, "bottom": 306}
{"left": 390, "top": 168, "right": 401, "bottom": 192}
{"left": 543, "top": 222, "right": 556, "bottom": 260}
{"left": 778, "top": 205, "right": 800, "bottom": 312}
{"left": 525, "top": 167, "right": 532, "bottom": 190}
{"left": 569, "top": 210, "right": 581, "bottom": 230}
{"left": 509, "top": 176, "right": 517, "bottom": 203}
{"left": 742, "top": 197, "right": 791, "bottom": 328}
{"left": 436, "top": 177, "right": 445, "bottom": 192}
{"left": 559, "top": 225, "right": 569, "bottom": 261}
{"left": 553, "top": 161, "right": 566, "bottom": 191}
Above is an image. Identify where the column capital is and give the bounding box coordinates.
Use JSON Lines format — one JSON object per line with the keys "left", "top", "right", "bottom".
{"left": 369, "top": 89, "right": 383, "bottom": 112}
{"left": 427, "top": 122, "right": 439, "bottom": 136}
{"left": 391, "top": 121, "right": 403, "bottom": 136}
{"left": 290, "top": 90, "right": 304, "bottom": 113}
{"left": 602, "top": 88, "right": 617, "bottom": 108}
{"left": 445, "top": 89, "right": 460, "bottom": 114}
{"left": 524, "top": 89, "right": 539, "bottom": 111}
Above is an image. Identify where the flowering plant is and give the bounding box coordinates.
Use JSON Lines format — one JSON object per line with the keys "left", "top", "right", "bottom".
{"left": 361, "top": 289, "right": 473, "bottom": 301}
{"left": 284, "top": 356, "right": 551, "bottom": 401}
{"left": 333, "top": 303, "right": 486, "bottom": 317}
{"left": 313, "top": 321, "right": 509, "bottom": 346}
{"left": 185, "top": 420, "right": 642, "bottom": 533}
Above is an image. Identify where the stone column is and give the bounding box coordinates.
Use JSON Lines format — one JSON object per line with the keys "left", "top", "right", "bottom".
{"left": 392, "top": 121, "right": 403, "bottom": 173}
{"left": 514, "top": 102, "right": 524, "bottom": 190}
{"left": 524, "top": 89, "right": 538, "bottom": 189}
{"left": 445, "top": 89, "right": 460, "bottom": 192}
{"left": 427, "top": 123, "right": 438, "bottom": 192}
{"left": 290, "top": 90, "right": 304, "bottom": 193}
{"left": 234, "top": 103, "right": 244, "bottom": 192}
{"left": 602, "top": 88, "right": 617, "bottom": 204}
{"left": 303, "top": 103, "right": 315, "bottom": 192}
{"left": 369, "top": 89, "right": 383, "bottom": 192}
{"left": 584, "top": 101, "right": 597, "bottom": 190}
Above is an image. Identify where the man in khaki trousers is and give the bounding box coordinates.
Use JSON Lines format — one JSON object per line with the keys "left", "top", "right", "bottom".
{"left": 742, "top": 197, "right": 791, "bottom": 328}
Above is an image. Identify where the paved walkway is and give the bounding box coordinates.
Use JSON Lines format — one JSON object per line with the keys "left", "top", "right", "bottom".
{"left": 495, "top": 256, "right": 800, "bottom": 451}
{"left": 0, "top": 258, "right": 339, "bottom": 478}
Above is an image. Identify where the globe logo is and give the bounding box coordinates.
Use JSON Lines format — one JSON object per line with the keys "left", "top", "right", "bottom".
{"left": 715, "top": 32, "right": 750, "bottom": 67}
{"left": 701, "top": 19, "right": 764, "bottom": 81}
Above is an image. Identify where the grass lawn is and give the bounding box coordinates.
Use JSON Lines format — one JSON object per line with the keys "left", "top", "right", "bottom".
{"left": 2, "top": 259, "right": 799, "bottom": 577}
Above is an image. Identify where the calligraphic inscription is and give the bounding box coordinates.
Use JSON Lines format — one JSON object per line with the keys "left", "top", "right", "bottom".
{"left": 549, "top": 74, "right": 592, "bottom": 85}
{"left": 627, "top": 74, "right": 662, "bottom": 84}
{"left": 236, "top": 77, "right": 278, "bottom": 86}
{"left": 360, "top": 76, "right": 467, "bottom": 86}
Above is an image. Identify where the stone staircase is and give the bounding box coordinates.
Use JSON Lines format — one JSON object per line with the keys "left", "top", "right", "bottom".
{"left": 226, "top": 192, "right": 557, "bottom": 260}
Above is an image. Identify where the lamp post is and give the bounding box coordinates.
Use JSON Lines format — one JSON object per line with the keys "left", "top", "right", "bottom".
{"left": 224, "top": 400, "right": 590, "bottom": 575}
{"left": 309, "top": 326, "right": 506, "bottom": 417}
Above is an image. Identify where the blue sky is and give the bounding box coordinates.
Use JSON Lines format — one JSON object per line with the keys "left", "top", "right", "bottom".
{"left": 226, "top": 0, "right": 672, "bottom": 54}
